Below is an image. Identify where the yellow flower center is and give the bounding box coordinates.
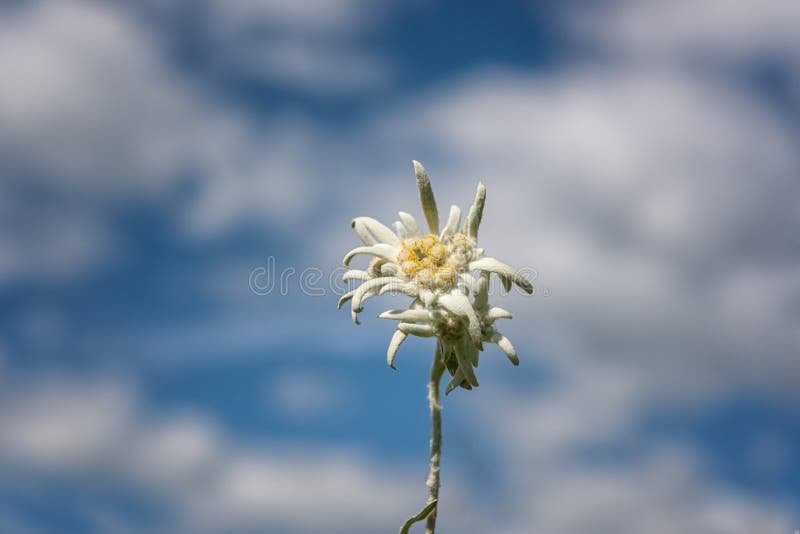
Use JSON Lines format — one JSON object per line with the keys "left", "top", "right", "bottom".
{"left": 397, "top": 233, "right": 472, "bottom": 288}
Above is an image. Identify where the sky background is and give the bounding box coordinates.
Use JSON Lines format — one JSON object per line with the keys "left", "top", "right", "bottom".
{"left": 1, "top": 0, "right": 799, "bottom": 533}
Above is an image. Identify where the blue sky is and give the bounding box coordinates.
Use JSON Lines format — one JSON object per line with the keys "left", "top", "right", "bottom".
{"left": 1, "top": 1, "right": 799, "bottom": 533}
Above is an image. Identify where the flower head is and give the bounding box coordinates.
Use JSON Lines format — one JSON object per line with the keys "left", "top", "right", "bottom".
{"left": 339, "top": 161, "right": 532, "bottom": 394}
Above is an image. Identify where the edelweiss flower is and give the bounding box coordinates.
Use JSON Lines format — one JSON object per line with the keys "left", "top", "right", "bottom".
{"left": 338, "top": 161, "right": 532, "bottom": 394}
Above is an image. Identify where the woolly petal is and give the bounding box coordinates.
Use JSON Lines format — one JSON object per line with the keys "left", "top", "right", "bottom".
{"left": 489, "top": 331, "right": 519, "bottom": 365}
{"left": 352, "top": 217, "right": 400, "bottom": 246}
{"left": 465, "top": 181, "right": 486, "bottom": 240}
{"left": 378, "top": 282, "right": 418, "bottom": 297}
{"left": 473, "top": 271, "right": 490, "bottom": 309}
{"left": 352, "top": 277, "right": 402, "bottom": 311}
{"left": 469, "top": 257, "right": 533, "bottom": 294}
{"left": 438, "top": 292, "right": 482, "bottom": 347}
{"left": 410, "top": 299, "right": 425, "bottom": 310}
{"left": 486, "top": 307, "right": 513, "bottom": 322}
{"left": 458, "top": 273, "right": 479, "bottom": 295}
{"left": 394, "top": 221, "right": 408, "bottom": 239}
{"left": 379, "top": 309, "right": 431, "bottom": 322}
{"left": 351, "top": 219, "right": 377, "bottom": 245}
{"left": 439, "top": 205, "right": 462, "bottom": 239}
{"left": 351, "top": 288, "right": 376, "bottom": 324}
{"left": 398, "top": 212, "right": 422, "bottom": 238}
{"left": 343, "top": 244, "right": 398, "bottom": 267}
{"left": 342, "top": 269, "right": 370, "bottom": 282}
{"left": 387, "top": 329, "right": 407, "bottom": 369}
{"left": 398, "top": 323, "right": 435, "bottom": 337}
{"left": 352, "top": 288, "right": 380, "bottom": 324}
{"left": 337, "top": 290, "right": 355, "bottom": 310}
{"left": 413, "top": 160, "right": 439, "bottom": 234}
{"left": 380, "top": 262, "right": 400, "bottom": 276}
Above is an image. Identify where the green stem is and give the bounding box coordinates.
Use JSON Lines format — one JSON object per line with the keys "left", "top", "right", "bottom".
{"left": 425, "top": 342, "right": 446, "bottom": 534}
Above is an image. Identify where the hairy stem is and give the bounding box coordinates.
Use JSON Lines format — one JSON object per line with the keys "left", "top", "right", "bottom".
{"left": 425, "top": 342, "right": 446, "bottom": 534}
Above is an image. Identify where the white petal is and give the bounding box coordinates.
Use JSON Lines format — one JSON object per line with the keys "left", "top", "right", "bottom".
{"left": 398, "top": 323, "right": 435, "bottom": 337}
{"left": 453, "top": 336, "right": 479, "bottom": 387}
{"left": 379, "top": 309, "right": 432, "bottom": 322}
{"left": 378, "top": 282, "right": 418, "bottom": 297}
{"left": 352, "top": 288, "right": 379, "bottom": 324}
{"left": 464, "top": 181, "right": 486, "bottom": 240}
{"left": 398, "top": 212, "right": 422, "bottom": 237}
{"left": 438, "top": 292, "right": 482, "bottom": 347}
{"left": 394, "top": 221, "right": 408, "bottom": 239}
{"left": 387, "top": 329, "right": 407, "bottom": 369}
{"left": 380, "top": 262, "right": 400, "bottom": 276}
{"left": 458, "top": 273, "right": 479, "bottom": 295}
{"left": 420, "top": 289, "right": 435, "bottom": 307}
{"left": 353, "top": 289, "right": 375, "bottom": 324}
{"left": 428, "top": 308, "right": 447, "bottom": 322}
{"left": 351, "top": 219, "right": 377, "bottom": 245}
{"left": 468, "top": 257, "right": 533, "bottom": 294}
{"left": 439, "top": 205, "right": 462, "bottom": 239}
{"left": 343, "top": 244, "right": 398, "bottom": 267}
{"left": 413, "top": 160, "right": 440, "bottom": 234}
{"left": 474, "top": 271, "right": 490, "bottom": 309}
{"left": 352, "top": 217, "right": 400, "bottom": 246}
{"left": 489, "top": 331, "right": 519, "bottom": 365}
{"left": 486, "top": 307, "right": 513, "bottom": 322}
{"left": 337, "top": 290, "right": 355, "bottom": 310}
{"left": 342, "top": 269, "right": 370, "bottom": 282}
{"left": 352, "top": 277, "right": 402, "bottom": 311}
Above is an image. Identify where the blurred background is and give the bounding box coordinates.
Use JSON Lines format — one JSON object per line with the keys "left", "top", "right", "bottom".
{"left": 1, "top": 0, "right": 799, "bottom": 532}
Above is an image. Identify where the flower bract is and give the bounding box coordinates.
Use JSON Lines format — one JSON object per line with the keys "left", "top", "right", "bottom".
{"left": 339, "top": 161, "right": 532, "bottom": 393}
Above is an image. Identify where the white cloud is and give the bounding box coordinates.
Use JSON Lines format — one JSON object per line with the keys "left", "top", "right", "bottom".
{"left": 0, "top": 0, "right": 196, "bottom": 193}
{"left": 206, "top": 0, "right": 393, "bottom": 93}
{"left": 0, "top": 379, "right": 136, "bottom": 470}
{"left": 0, "top": 338, "right": 5, "bottom": 379}
{"left": 268, "top": 370, "right": 349, "bottom": 419}
{"left": 498, "top": 447, "right": 792, "bottom": 534}
{"left": 300, "top": 57, "right": 800, "bottom": 528}
{"left": 0, "top": 205, "right": 114, "bottom": 282}
{"left": 0, "top": 376, "right": 422, "bottom": 534}
{"left": 308, "top": 4, "right": 800, "bottom": 528}
{"left": 10, "top": 0, "right": 788, "bottom": 406}
{"left": 3, "top": 374, "right": 792, "bottom": 534}
{"left": 434, "top": 362, "right": 795, "bottom": 533}
{"left": 208, "top": 0, "right": 377, "bottom": 36}
{"left": 356, "top": 66, "right": 800, "bottom": 401}
{"left": 230, "top": 38, "right": 392, "bottom": 93}
{"left": 0, "top": 0, "right": 796, "bottom": 531}
{"left": 479, "top": 362, "right": 644, "bottom": 461}
{"left": 567, "top": 0, "right": 800, "bottom": 65}
{"left": 0, "top": 0, "right": 317, "bottom": 282}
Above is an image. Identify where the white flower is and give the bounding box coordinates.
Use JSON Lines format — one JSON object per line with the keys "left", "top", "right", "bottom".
{"left": 339, "top": 161, "right": 532, "bottom": 394}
